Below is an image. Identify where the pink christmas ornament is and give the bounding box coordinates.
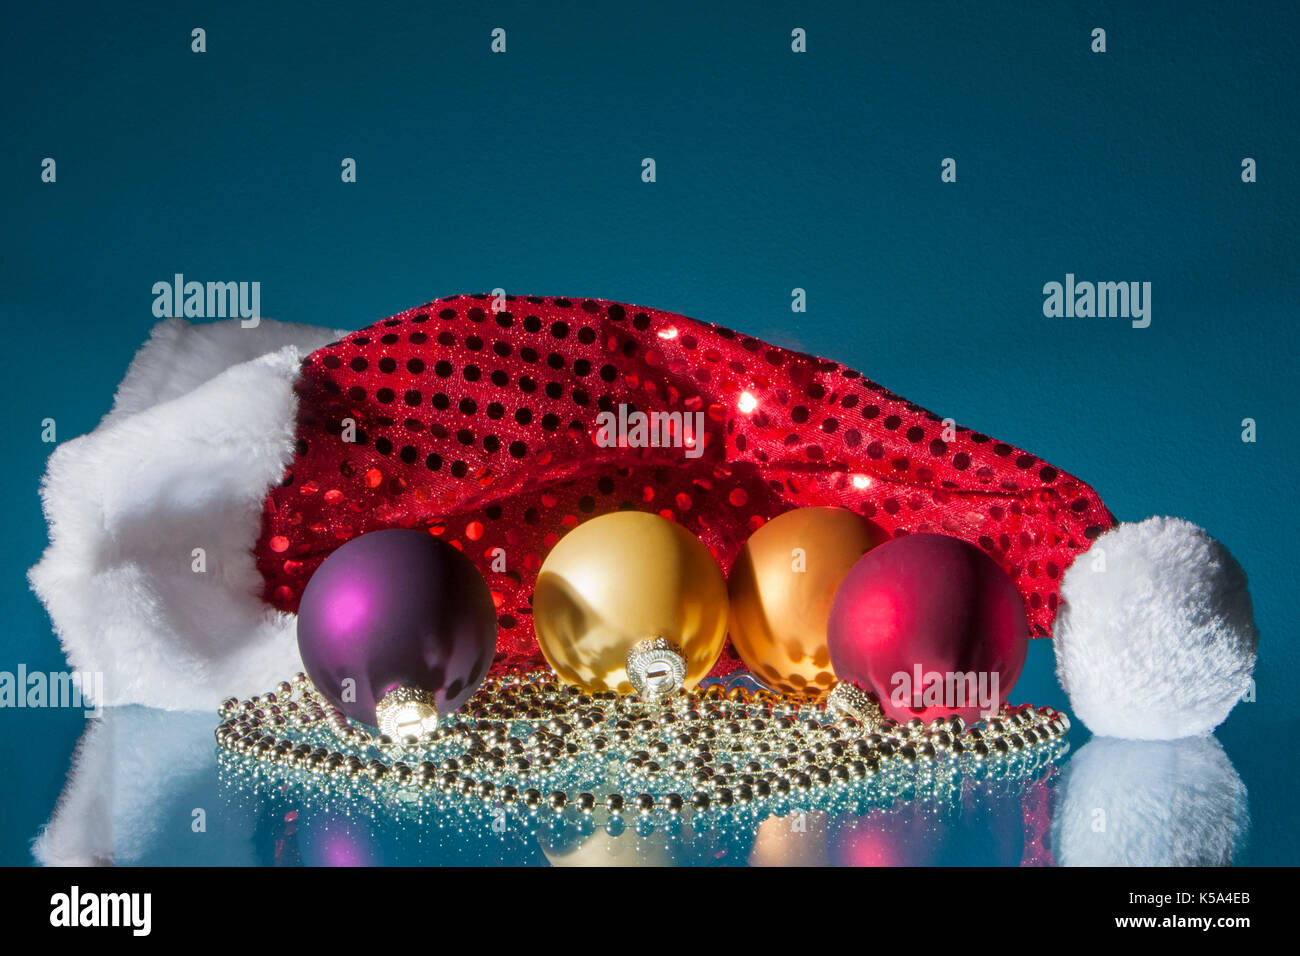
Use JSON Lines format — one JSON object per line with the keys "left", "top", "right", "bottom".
{"left": 827, "top": 533, "right": 1028, "bottom": 724}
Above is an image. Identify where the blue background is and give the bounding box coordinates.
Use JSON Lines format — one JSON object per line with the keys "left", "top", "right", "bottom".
{"left": 2, "top": 1, "right": 1296, "bottom": 865}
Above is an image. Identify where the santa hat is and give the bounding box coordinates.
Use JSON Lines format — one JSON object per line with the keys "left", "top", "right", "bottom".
{"left": 30, "top": 295, "right": 1256, "bottom": 737}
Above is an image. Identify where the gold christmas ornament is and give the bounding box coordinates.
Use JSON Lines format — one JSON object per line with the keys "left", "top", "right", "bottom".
{"left": 728, "top": 507, "right": 886, "bottom": 695}
{"left": 533, "top": 511, "right": 729, "bottom": 697}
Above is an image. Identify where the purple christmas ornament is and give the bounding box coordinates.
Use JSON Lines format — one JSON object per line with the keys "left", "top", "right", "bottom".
{"left": 296, "top": 529, "right": 497, "bottom": 738}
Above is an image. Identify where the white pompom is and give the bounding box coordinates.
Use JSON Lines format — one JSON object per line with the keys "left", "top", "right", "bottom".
{"left": 1053, "top": 517, "right": 1257, "bottom": 740}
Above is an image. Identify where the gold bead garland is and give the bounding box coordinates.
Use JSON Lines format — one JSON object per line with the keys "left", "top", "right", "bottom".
{"left": 215, "top": 670, "right": 1069, "bottom": 824}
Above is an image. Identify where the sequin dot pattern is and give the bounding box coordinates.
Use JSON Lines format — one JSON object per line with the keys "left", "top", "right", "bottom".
{"left": 256, "top": 294, "right": 1115, "bottom": 676}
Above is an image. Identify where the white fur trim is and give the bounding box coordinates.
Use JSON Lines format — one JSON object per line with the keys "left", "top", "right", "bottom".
{"left": 29, "top": 318, "right": 345, "bottom": 711}
{"left": 1052, "top": 735, "right": 1248, "bottom": 866}
{"left": 1053, "top": 517, "right": 1257, "bottom": 740}
{"left": 106, "top": 317, "right": 343, "bottom": 424}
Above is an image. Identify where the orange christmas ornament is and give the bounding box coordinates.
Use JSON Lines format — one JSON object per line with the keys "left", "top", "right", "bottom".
{"left": 727, "top": 507, "right": 886, "bottom": 695}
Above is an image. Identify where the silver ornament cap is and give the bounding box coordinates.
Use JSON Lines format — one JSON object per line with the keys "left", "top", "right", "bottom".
{"left": 625, "top": 637, "right": 688, "bottom": 700}
{"left": 375, "top": 686, "right": 439, "bottom": 742}
{"left": 826, "top": 681, "right": 881, "bottom": 726}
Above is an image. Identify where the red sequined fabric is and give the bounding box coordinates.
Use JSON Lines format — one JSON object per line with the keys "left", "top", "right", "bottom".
{"left": 255, "top": 294, "right": 1114, "bottom": 676}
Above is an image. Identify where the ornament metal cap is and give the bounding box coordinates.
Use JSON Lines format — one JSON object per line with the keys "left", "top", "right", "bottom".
{"left": 375, "top": 686, "right": 439, "bottom": 742}
{"left": 625, "top": 637, "right": 688, "bottom": 700}
{"left": 826, "top": 681, "right": 881, "bottom": 726}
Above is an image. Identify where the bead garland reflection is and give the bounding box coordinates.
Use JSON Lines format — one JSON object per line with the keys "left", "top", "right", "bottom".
{"left": 216, "top": 670, "right": 1069, "bottom": 831}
